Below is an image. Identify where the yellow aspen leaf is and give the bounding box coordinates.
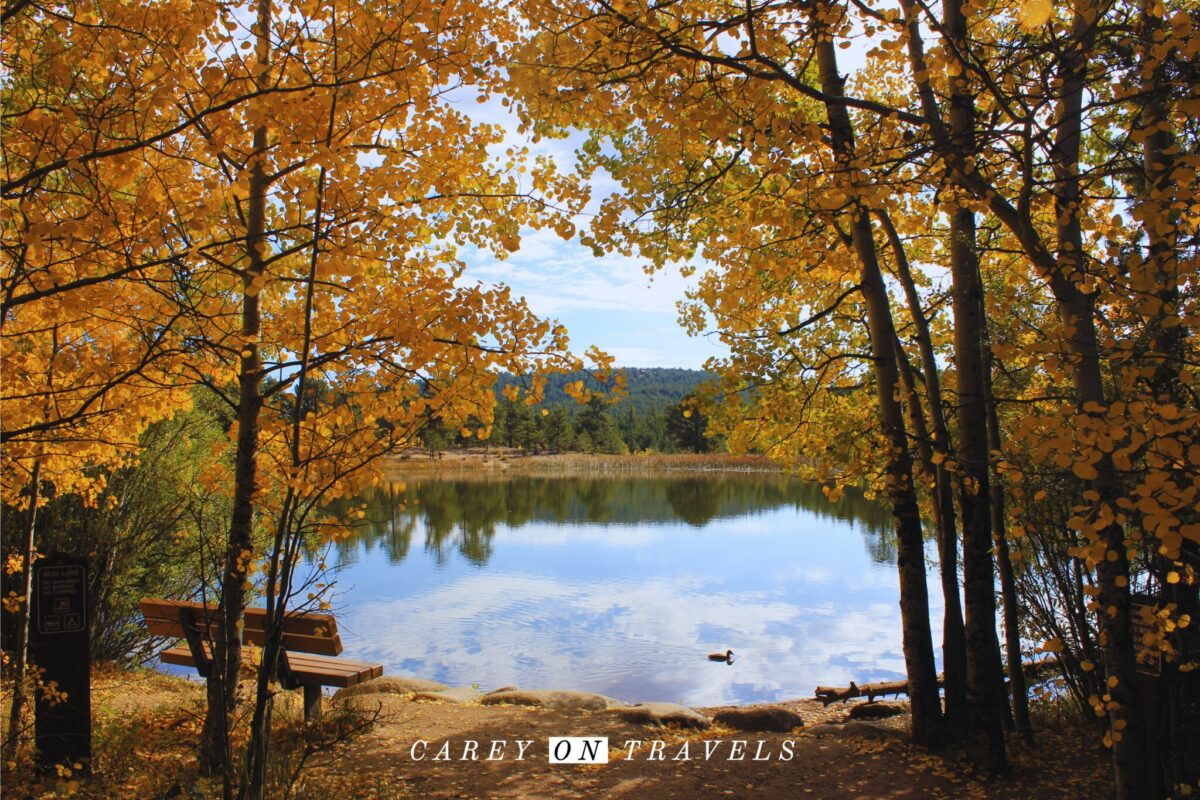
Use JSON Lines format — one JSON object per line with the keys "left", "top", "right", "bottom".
{"left": 1018, "top": 0, "right": 1053, "bottom": 29}
{"left": 816, "top": 191, "right": 847, "bottom": 210}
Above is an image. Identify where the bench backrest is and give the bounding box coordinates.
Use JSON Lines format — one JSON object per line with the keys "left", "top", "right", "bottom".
{"left": 140, "top": 598, "right": 343, "bottom": 656}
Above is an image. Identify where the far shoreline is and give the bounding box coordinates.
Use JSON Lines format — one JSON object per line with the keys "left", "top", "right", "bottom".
{"left": 386, "top": 449, "right": 783, "bottom": 478}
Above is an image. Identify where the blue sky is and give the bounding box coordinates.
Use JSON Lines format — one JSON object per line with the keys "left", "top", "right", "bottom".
{"left": 450, "top": 42, "right": 872, "bottom": 370}
{"left": 462, "top": 228, "right": 727, "bottom": 370}
{"left": 452, "top": 93, "right": 727, "bottom": 370}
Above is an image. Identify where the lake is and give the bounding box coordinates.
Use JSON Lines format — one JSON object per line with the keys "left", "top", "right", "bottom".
{"left": 317, "top": 472, "right": 944, "bottom": 706}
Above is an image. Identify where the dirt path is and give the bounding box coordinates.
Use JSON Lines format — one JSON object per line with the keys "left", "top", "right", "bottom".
{"left": 5, "top": 669, "right": 1113, "bottom": 799}
{"left": 305, "top": 693, "right": 1112, "bottom": 800}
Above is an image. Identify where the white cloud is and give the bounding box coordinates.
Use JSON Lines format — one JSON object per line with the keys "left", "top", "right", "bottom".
{"left": 461, "top": 228, "right": 697, "bottom": 316}
{"left": 432, "top": 77, "right": 725, "bottom": 368}
{"left": 339, "top": 569, "right": 933, "bottom": 705}
{"left": 495, "top": 525, "right": 665, "bottom": 548}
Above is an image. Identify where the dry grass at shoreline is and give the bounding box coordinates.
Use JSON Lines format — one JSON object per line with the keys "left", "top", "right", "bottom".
{"left": 387, "top": 450, "right": 779, "bottom": 479}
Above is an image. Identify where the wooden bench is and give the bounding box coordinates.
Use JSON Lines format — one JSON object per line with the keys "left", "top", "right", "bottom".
{"left": 140, "top": 598, "right": 383, "bottom": 720}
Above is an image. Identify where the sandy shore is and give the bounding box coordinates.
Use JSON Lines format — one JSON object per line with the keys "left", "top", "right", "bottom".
{"left": 3, "top": 666, "right": 1113, "bottom": 799}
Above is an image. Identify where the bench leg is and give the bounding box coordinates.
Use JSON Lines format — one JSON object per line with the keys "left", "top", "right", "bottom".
{"left": 303, "top": 685, "right": 322, "bottom": 722}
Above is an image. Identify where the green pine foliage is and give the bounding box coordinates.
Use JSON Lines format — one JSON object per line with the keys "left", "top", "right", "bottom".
{"left": 485, "top": 368, "right": 718, "bottom": 454}
{"left": 498, "top": 368, "right": 709, "bottom": 413}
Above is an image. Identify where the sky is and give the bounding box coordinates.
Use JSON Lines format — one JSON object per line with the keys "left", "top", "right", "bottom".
{"left": 452, "top": 94, "right": 727, "bottom": 371}
{"left": 461, "top": 229, "right": 726, "bottom": 370}
{"left": 447, "top": 36, "right": 873, "bottom": 371}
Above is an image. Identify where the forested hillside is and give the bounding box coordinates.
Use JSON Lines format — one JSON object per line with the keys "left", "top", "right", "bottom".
{"left": 496, "top": 367, "right": 709, "bottom": 414}
{"left": 422, "top": 367, "right": 718, "bottom": 454}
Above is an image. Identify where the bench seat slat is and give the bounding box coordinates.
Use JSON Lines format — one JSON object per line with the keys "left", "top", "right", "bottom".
{"left": 283, "top": 652, "right": 381, "bottom": 671}
{"left": 160, "top": 646, "right": 382, "bottom": 689}
{"left": 160, "top": 647, "right": 203, "bottom": 670}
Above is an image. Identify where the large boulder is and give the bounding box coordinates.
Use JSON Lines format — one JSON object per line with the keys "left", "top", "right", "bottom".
{"left": 610, "top": 702, "right": 711, "bottom": 730}
{"left": 479, "top": 689, "right": 625, "bottom": 712}
{"left": 334, "top": 676, "right": 448, "bottom": 700}
{"left": 805, "top": 722, "right": 843, "bottom": 737}
{"left": 712, "top": 705, "right": 805, "bottom": 732}
{"left": 847, "top": 701, "right": 906, "bottom": 721}
{"left": 412, "top": 686, "right": 484, "bottom": 704}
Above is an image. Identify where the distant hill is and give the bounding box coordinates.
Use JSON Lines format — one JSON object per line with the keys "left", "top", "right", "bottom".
{"left": 497, "top": 367, "right": 712, "bottom": 414}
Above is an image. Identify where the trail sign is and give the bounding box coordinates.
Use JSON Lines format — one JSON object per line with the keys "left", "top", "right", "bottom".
{"left": 30, "top": 555, "right": 91, "bottom": 773}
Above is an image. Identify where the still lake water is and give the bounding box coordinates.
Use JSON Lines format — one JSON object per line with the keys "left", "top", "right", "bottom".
{"left": 320, "top": 473, "right": 943, "bottom": 706}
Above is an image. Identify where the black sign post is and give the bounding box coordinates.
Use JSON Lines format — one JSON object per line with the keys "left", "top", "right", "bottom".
{"left": 30, "top": 555, "right": 91, "bottom": 774}
{"left": 1130, "top": 594, "right": 1166, "bottom": 799}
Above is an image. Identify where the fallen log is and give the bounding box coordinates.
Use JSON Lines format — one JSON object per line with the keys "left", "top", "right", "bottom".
{"left": 814, "top": 679, "right": 910, "bottom": 706}
{"left": 814, "top": 659, "right": 1058, "bottom": 706}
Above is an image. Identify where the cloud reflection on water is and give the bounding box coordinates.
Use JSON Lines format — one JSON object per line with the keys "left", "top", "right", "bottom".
{"left": 338, "top": 535, "right": 929, "bottom": 704}
{"left": 326, "top": 475, "right": 939, "bottom": 705}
